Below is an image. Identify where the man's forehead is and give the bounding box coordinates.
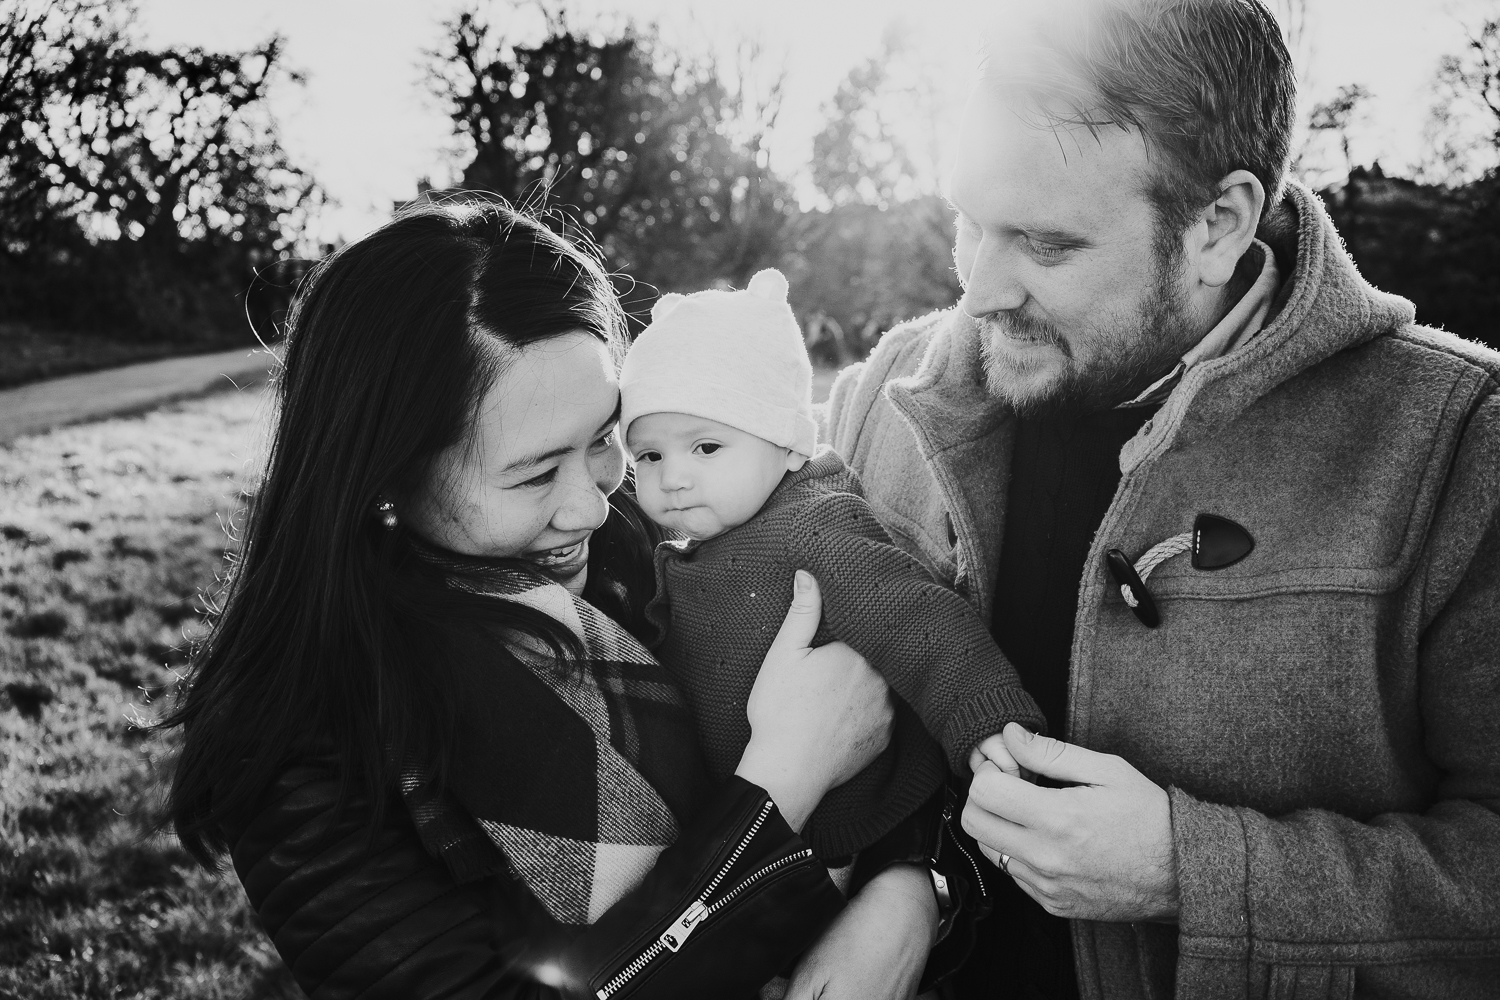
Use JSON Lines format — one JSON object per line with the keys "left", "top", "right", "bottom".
{"left": 949, "top": 89, "right": 1153, "bottom": 231}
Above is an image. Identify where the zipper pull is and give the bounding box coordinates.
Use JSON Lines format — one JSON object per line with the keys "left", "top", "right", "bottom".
{"left": 659, "top": 900, "right": 708, "bottom": 953}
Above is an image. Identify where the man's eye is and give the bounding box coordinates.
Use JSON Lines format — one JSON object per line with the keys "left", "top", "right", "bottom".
{"left": 1026, "top": 237, "right": 1072, "bottom": 262}
{"left": 516, "top": 468, "right": 557, "bottom": 488}
{"left": 696, "top": 443, "right": 721, "bottom": 455}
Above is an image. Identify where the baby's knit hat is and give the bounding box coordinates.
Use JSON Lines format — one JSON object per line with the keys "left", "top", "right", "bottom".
{"left": 620, "top": 268, "right": 817, "bottom": 457}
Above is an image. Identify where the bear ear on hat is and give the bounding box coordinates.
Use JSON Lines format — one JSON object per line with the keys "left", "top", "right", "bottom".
{"left": 747, "top": 268, "right": 789, "bottom": 302}
{"left": 651, "top": 292, "right": 687, "bottom": 322}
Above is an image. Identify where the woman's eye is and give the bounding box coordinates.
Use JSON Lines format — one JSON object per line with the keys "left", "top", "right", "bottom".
{"left": 516, "top": 468, "right": 557, "bottom": 488}
{"left": 695, "top": 442, "right": 721, "bottom": 456}
{"left": 591, "top": 427, "right": 617, "bottom": 451}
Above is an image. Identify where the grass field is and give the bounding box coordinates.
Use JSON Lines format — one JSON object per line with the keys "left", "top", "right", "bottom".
{"left": 0, "top": 387, "right": 304, "bottom": 999}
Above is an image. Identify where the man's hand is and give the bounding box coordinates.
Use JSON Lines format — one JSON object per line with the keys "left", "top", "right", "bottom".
{"left": 784, "top": 864, "right": 938, "bottom": 1000}
{"left": 961, "top": 723, "right": 1179, "bottom": 923}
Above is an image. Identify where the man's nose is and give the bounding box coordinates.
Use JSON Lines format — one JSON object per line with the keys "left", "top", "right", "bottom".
{"left": 960, "top": 244, "right": 1027, "bottom": 317}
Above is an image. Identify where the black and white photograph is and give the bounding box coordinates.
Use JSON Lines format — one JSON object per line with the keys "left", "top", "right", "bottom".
{"left": 2, "top": 0, "right": 1499, "bottom": 997}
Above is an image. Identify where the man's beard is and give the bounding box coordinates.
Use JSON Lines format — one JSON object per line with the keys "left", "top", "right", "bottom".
{"left": 976, "top": 266, "right": 1197, "bottom": 418}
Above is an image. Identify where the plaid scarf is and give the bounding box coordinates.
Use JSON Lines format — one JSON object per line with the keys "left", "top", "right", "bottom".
{"left": 398, "top": 551, "right": 708, "bottom": 926}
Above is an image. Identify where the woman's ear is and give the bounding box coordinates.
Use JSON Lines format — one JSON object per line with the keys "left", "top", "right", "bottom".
{"left": 1190, "top": 170, "right": 1266, "bottom": 289}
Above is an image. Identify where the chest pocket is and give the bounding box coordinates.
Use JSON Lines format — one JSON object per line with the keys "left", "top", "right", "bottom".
{"left": 1114, "top": 347, "right": 1484, "bottom": 602}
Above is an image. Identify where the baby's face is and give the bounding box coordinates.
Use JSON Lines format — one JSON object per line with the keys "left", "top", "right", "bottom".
{"left": 628, "top": 412, "right": 801, "bottom": 540}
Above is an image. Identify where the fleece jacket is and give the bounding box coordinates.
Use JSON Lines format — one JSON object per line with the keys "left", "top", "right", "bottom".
{"left": 824, "top": 182, "right": 1500, "bottom": 999}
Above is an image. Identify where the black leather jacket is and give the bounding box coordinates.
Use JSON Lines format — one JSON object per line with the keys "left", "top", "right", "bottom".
{"left": 227, "top": 761, "right": 979, "bottom": 999}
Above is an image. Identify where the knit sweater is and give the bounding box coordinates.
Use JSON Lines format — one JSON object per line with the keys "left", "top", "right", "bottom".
{"left": 647, "top": 450, "right": 1046, "bottom": 860}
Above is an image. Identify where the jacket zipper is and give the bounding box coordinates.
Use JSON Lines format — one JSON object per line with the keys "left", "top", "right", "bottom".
{"left": 942, "top": 802, "right": 989, "bottom": 906}
{"left": 594, "top": 800, "right": 813, "bottom": 999}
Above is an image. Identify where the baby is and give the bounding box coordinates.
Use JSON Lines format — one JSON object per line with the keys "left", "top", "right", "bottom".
{"left": 620, "top": 268, "right": 1045, "bottom": 863}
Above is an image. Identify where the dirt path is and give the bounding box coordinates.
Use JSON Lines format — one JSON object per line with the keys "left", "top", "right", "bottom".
{"left": 0, "top": 347, "right": 276, "bottom": 446}
{"left": 0, "top": 347, "right": 843, "bottom": 448}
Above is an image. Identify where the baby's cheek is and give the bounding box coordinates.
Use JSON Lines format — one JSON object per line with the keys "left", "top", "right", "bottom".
{"left": 634, "top": 477, "right": 668, "bottom": 518}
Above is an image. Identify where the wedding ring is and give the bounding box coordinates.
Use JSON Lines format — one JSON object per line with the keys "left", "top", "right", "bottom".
{"left": 1000, "top": 853, "right": 1012, "bottom": 874}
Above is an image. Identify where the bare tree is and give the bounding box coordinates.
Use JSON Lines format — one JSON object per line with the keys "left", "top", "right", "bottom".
{"left": 809, "top": 23, "right": 954, "bottom": 209}
{"left": 1295, "top": 83, "right": 1373, "bottom": 184}
{"left": 717, "top": 37, "right": 790, "bottom": 282}
{"left": 1271, "top": 0, "right": 1314, "bottom": 85}
{"left": 427, "top": 3, "right": 794, "bottom": 296}
{"left": 1419, "top": 16, "right": 1500, "bottom": 186}
{"left": 1442, "top": 16, "right": 1500, "bottom": 141}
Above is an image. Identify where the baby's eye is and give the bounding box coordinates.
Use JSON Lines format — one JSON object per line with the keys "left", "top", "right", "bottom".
{"left": 635, "top": 450, "right": 661, "bottom": 463}
{"left": 694, "top": 442, "right": 722, "bottom": 456}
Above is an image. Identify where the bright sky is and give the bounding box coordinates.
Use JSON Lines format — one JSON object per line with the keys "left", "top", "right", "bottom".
{"left": 134, "top": 0, "right": 1499, "bottom": 245}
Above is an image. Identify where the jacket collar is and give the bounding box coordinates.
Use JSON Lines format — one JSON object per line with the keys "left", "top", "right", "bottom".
{"left": 1119, "top": 183, "right": 1416, "bottom": 470}
{"left": 875, "top": 182, "right": 1417, "bottom": 613}
{"left": 881, "top": 317, "right": 1012, "bottom": 614}
{"left": 1117, "top": 237, "right": 1282, "bottom": 409}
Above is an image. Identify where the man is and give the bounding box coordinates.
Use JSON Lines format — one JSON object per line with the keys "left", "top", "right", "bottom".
{"left": 824, "top": 0, "right": 1500, "bottom": 997}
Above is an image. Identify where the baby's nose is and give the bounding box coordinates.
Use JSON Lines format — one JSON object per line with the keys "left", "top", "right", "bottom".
{"left": 659, "top": 462, "right": 691, "bottom": 491}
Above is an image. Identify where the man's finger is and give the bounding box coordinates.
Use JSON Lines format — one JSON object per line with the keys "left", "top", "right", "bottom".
{"left": 1001, "top": 722, "right": 1119, "bottom": 785}
{"left": 961, "top": 780, "right": 1049, "bottom": 861}
{"left": 967, "top": 758, "right": 1054, "bottom": 826}
{"left": 769, "top": 570, "right": 824, "bottom": 653}
{"left": 1000, "top": 856, "right": 1051, "bottom": 910}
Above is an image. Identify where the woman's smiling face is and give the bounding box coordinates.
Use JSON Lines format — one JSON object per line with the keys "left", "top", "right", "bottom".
{"left": 406, "top": 330, "right": 626, "bottom": 594}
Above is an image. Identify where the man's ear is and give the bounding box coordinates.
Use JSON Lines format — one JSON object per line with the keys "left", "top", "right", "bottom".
{"left": 1190, "top": 169, "right": 1266, "bottom": 289}
{"left": 785, "top": 451, "right": 808, "bottom": 472}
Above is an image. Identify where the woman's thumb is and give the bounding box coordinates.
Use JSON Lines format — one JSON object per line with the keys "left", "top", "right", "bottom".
{"left": 772, "top": 570, "right": 824, "bottom": 651}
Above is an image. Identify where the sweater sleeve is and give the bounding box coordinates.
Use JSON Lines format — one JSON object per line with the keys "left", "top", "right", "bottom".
{"left": 788, "top": 491, "right": 1047, "bottom": 772}
{"left": 1169, "top": 392, "right": 1500, "bottom": 997}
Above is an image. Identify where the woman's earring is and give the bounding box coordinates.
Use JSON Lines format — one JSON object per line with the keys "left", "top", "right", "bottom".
{"left": 375, "top": 499, "right": 398, "bottom": 530}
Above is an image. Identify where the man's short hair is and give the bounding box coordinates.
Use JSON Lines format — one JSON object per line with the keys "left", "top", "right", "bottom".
{"left": 987, "top": 0, "right": 1298, "bottom": 247}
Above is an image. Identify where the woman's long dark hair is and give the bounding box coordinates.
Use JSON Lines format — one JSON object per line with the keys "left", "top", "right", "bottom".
{"left": 164, "top": 198, "right": 660, "bottom": 866}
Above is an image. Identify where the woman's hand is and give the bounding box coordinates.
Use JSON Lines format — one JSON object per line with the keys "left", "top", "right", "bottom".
{"left": 735, "top": 570, "right": 894, "bottom": 832}
{"left": 784, "top": 864, "right": 939, "bottom": 1000}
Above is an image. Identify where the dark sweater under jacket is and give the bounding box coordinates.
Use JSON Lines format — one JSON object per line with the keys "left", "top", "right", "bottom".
{"left": 647, "top": 450, "right": 1046, "bottom": 861}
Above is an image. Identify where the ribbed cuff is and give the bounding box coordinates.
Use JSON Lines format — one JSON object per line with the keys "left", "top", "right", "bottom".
{"left": 939, "top": 686, "right": 1050, "bottom": 774}
{"left": 804, "top": 746, "right": 946, "bottom": 861}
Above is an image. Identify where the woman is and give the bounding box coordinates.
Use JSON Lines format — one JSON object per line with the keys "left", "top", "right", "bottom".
{"left": 165, "top": 199, "right": 976, "bottom": 999}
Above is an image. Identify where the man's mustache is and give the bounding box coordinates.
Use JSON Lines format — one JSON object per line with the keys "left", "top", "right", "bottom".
{"left": 975, "top": 310, "right": 1068, "bottom": 351}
